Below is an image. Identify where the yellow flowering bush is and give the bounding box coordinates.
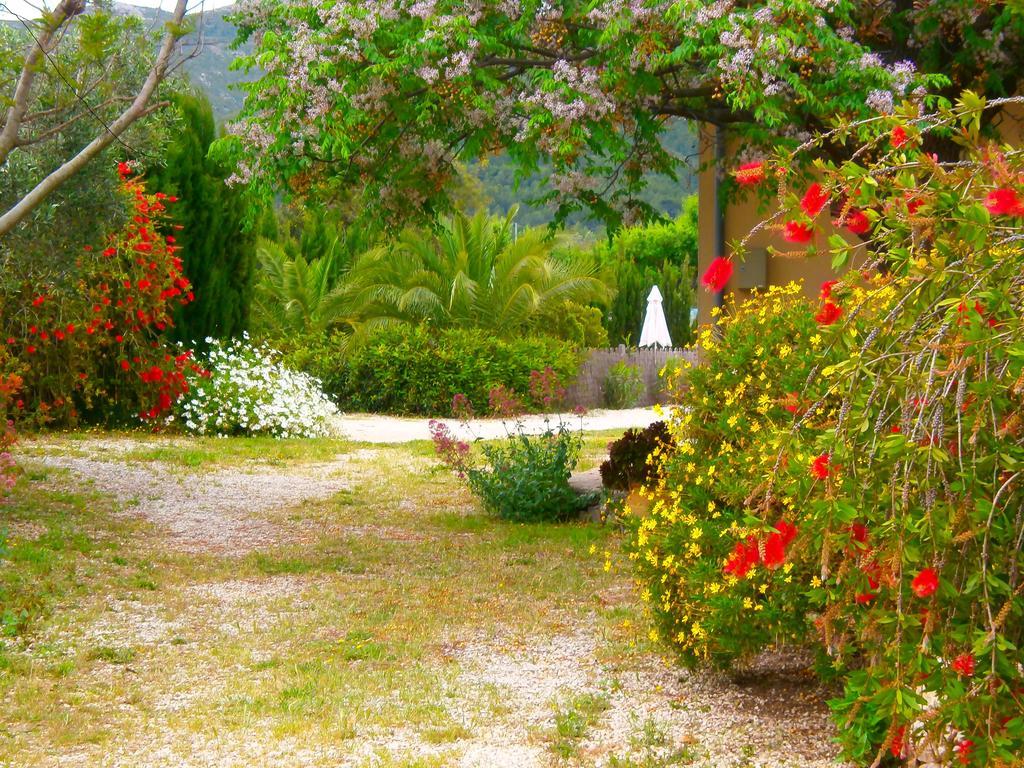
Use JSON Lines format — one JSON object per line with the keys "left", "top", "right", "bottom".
{"left": 628, "top": 95, "right": 1024, "bottom": 766}
{"left": 622, "top": 282, "right": 881, "bottom": 665}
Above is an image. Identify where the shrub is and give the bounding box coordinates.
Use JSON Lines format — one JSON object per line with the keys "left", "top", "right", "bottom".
{"left": 531, "top": 299, "right": 609, "bottom": 347}
{"left": 0, "top": 367, "right": 19, "bottom": 499}
{"left": 0, "top": 165, "right": 199, "bottom": 426}
{"left": 431, "top": 415, "right": 591, "bottom": 523}
{"left": 603, "top": 361, "right": 645, "bottom": 409}
{"left": 628, "top": 98, "right": 1024, "bottom": 765}
{"left": 600, "top": 421, "right": 673, "bottom": 492}
{"left": 291, "top": 324, "right": 581, "bottom": 416}
{"left": 176, "top": 336, "right": 338, "bottom": 437}
{"left": 621, "top": 283, "right": 858, "bottom": 666}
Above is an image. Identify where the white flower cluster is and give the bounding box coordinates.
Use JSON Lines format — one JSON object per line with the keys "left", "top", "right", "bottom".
{"left": 176, "top": 335, "right": 338, "bottom": 438}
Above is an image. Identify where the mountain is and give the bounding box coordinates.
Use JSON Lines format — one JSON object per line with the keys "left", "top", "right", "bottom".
{"left": 110, "top": 2, "right": 251, "bottom": 122}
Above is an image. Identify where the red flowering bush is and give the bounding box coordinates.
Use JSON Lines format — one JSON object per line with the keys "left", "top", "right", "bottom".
{"left": 0, "top": 358, "right": 21, "bottom": 497}
{"left": 630, "top": 94, "right": 1024, "bottom": 766}
{"left": 0, "top": 165, "right": 203, "bottom": 425}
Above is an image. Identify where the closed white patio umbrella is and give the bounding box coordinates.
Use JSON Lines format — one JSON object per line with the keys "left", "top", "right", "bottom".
{"left": 638, "top": 285, "right": 672, "bottom": 348}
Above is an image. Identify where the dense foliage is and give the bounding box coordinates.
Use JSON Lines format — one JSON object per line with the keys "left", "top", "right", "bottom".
{"left": 146, "top": 93, "right": 258, "bottom": 343}
{"left": 286, "top": 324, "right": 580, "bottom": 417}
{"left": 603, "top": 361, "right": 645, "bottom": 409}
{"left": 177, "top": 335, "right": 338, "bottom": 437}
{"left": 600, "top": 421, "right": 673, "bottom": 492}
{"left": 626, "top": 98, "right": 1024, "bottom": 765}
{"left": 344, "top": 209, "right": 606, "bottom": 335}
{"left": 222, "top": 0, "right": 1022, "bottom": 226}
{"left": 0, "top": 166, "right": 202, "bottom": 426}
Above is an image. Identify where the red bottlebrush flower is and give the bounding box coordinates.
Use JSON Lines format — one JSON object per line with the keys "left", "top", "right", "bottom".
{"left": 39, "top": 331, "right": 49, "bottom": 341}
{"left": 734, "top": 161, "right": 766, "bottom": 186}
{"left": 723, "top": 537, "right": 761, "bottom": 578}
{"left": 951, "top": 653, "right": 976, "bottom": 677}
{"left": 115, "top": 334, "right": 124, "bottom": 343}
{"left": 26, "top": 345, "right": 36, "bottom": 354}
{"left": 5, "top": 337, "right": 13, "bottom": 345}
{"left": 906, "top": 195, "right": 924, "bottom": 214}
{"left": 850, "top": 523, "right": 869, "bottom": 545}
{"left": 810, "top": 453, "right": 831, "bottom": 479}
{"left": 32, "top": 294, "right": 46, "bottom": 307}
{"left": 102, "top": 247, "right": 116, "bottom": 257}
{"left": 800, "top": 183, "right": 829, "bottom": 218}
{"left": 911, "top": 567, "right": 939, "bottom": 598}
{"left": 891, "top": 125, "right": 909, "bottom": 148}
{"left": 890, "top": 726, "right": 907, "bottom": 759}
{"left": 844, "top": 209, "right": 871, "bottom": 235}
{"left": 783, "top": 220, "right": 814, "bottom": 243}
{"left": 27, "top": 326, "right": 36, "bottom": 335}
{"left": 117, "top": 161, "right": 132, "bottom": 179}
{"left": 890, "top": 425, "right": 901, "bottom": 433}
{"left": 701, "top": 257, "right": 733, "bottom": 292}
{"left": 123, "top": 279, "right": 132, "bottom": 289}
{"left": 120, "top": 360, "right": 130, "bottom": 371}
{"left": 984, "top": 187, "right": 1024, "bottom": 216}
{"left": 953, "top": 738, "right": 974, "bottom": 765}
{"left": 78, "top": 372, "right": 87, "bottom": 380}
{"left": 820, "top": 279, "right": 839, "bottom": 299}
{"left": 65, "top": 323, "right": 75, "bottom": 334}
{"left": 137, "top": 279, "right": 151, "bottom": 291}
{"left": 764, "top": 520, "right": 797, "bottom": 569}
{"left": 815, "top": 301, "right": 842, "bottom": 325}
{"left": 54, "top": 330, "right": 65, "bottom": 341}
{"left": 782, "top": 392, "right": 799, "bottom": 414}
{"left": 763, "top": 535, "right": 785, "bottom": 569}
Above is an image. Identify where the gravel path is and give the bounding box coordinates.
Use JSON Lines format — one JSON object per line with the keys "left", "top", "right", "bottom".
{"left": 8, "top": 435, "right": 848, "bottom": 768}
{"left": 34, "top": 449, "right": 377, "bottom": 554}
{"left": 330, "top": 407, "right": 661, "bottom": 443}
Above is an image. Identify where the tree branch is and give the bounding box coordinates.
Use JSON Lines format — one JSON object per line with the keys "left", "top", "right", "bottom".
{"left": 0, "top": 0, "right": 85, "bottom": 169}
{"left": 0, "top": 0, "right": 189, "bottom": 238}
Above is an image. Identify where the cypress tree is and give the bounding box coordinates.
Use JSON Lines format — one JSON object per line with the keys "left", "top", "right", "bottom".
{"left": 147, "top": 92, "right": 256, "bottom": 344}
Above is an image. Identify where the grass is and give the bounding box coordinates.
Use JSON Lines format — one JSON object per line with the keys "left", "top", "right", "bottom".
{"left": 0, "top": 433, "right": 640, "bottom": 766}
{"left": 18, "top": 429, "right": 355, "bottom": 470}
{"left": 547, "top": 691, "right": 611, "bottom": 759}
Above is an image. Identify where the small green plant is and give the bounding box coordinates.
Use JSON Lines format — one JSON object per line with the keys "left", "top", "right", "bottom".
{"left": 600, "top": 421, "right": 674, "bottom": 492}
{"left": 604, "top": 361, "right": 645, "bottom": 409}
{"left": 432, "top": 373, "right": 595, "bottom": 523}
{"left": 607, "top": 717, "right": 699, "bottom": 767}
{"left": 548, "top": 691, "right": 610, "bottom": 759}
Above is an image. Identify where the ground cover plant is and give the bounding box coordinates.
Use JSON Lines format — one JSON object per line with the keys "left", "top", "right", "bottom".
{"left": 626, "top": 96, "right": 1024, "bottom": 765}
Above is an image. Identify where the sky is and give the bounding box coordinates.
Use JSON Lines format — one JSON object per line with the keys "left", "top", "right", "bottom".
{"left": 0, "top": 0, "right": 235, "bottom": 21}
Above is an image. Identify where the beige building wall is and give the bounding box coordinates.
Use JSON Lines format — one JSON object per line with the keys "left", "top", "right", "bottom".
{"left": 695, "top": 125, "right": 840, "bottom": 325}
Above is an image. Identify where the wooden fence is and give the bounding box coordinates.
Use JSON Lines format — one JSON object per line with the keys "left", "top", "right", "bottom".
{"left": 564, "top": 345, "right": 696, "bottom": 409}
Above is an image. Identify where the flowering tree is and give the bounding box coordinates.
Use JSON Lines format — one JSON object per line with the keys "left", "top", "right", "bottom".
{"left": 221, "top": 0, "right": 1021, "bottom": 225}
{"left": 626, "top": 94, "right": 1024, "bottom": 765}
